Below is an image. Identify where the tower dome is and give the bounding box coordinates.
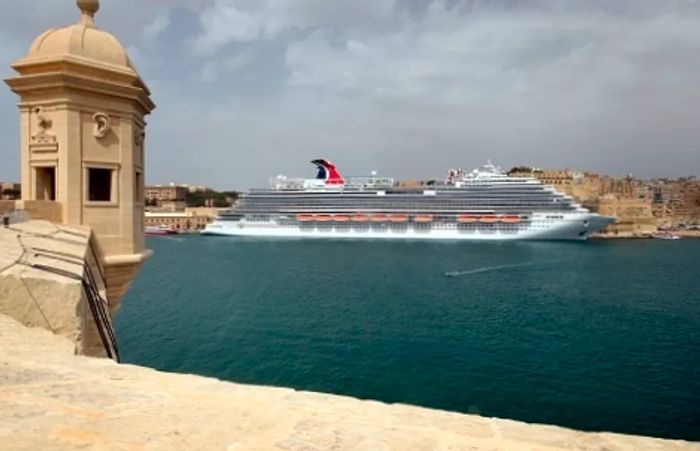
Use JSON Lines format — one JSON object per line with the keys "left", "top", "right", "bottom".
{"left": 24, "top": 0, "right": 134, "bottom": 72}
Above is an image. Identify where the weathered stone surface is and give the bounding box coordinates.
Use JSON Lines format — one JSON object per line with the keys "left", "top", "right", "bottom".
{"left": 0, "top": 314, "right": 696, "bottom": 451}
{"left": 0, "top": 220, "right": 111, "bottom": 358}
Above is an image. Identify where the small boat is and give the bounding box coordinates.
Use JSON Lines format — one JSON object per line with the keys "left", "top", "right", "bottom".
{"left": 145, "top": 225, "right": 178, "bottom": 236}
{"left": 457, "top": 215, "right": 478, "bottom": 223}
{"left": 332, "top": 215, "right": 350, "bottom": 222}
{"left": 370, "top": 214, "right": 389, "bottom": 222}
{"left": 501, "top": 215, "right": 521, "bottom": 224}
{"left": 351, "top": 214, "right": 369, "bottom": 222}
{"left": 413, "top": 215, "right": 434, "bottom": 223}
{"left": 315, "top": 215, "right": 334, "bottom": 222}
{"left": 296, "top": 214, "right": 315, "bottom": 222}
{"left": 389, "top": 214, "right": 409, "bottom": 223}
{"left": 479, "top": 215, "right": 500, "bottom": 223}
{"left": 652, "top": 232, "right": 681, "bottom": 240}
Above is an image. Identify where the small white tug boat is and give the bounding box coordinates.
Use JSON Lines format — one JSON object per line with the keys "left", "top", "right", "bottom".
{"left": 652, "top": 231, "right": 681, "bottom": 240}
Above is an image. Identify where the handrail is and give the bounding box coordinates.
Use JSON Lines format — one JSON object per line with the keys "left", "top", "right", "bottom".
{"left": 82, "top": 261, "right": 119, "bottom": 362}
{"left": 24, "top": 259, "right": 119, "bottom": 361}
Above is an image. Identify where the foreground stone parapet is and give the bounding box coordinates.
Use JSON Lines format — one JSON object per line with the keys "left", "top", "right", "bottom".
{"left": 0, "top": 220, "right": 114, "bottom": 358}
{"left": 0, "top": 315, "right": 696, "bottom": 450}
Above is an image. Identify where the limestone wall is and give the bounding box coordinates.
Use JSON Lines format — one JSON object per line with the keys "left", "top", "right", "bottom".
{"left": 0, "top": 314, "right": 696, "bottom": 451}
{"left": 15, "top": 200, "right": 62, "bottom": 222}
{"left": 0, "top": 220, "right": 114, "bottom": 357}
{"left": 596, "top": 197, "right": 657, "bottom": 237}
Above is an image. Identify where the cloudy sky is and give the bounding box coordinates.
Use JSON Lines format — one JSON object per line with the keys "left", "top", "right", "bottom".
{"left": 1, "top": 0, "right": 699, "bottom": 189}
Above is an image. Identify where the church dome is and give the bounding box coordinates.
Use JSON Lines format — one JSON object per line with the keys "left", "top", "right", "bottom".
{"left": 25, "top": 0, "right": 134, "bottom": 71}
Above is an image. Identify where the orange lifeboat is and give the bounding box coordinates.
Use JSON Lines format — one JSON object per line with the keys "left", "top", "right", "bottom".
{"left": 333, "top": 215, "right": 350, "bottom": 222}
{"left": 351, "top": 214, "right": 369, "bottom": 222}
{"left": 457, "top": 215, "right": 478, "bottom": 223}
{"left": 389, "top": 214, "right": 409, "bottom": 223}
{"left": 502, "top": 215, "right": 521, "bottom": 223}
{"left": 413, "top": 214, "right": 434, "bottom": 223}
{"left": 296, "top": 214, "right": 315, "bottom": 222}
{"left": 370, "top": 214, "right": 389, "bottom": 222}
{"left": 479, "top": 215, "right": 500, "bottom": 223}
{"left": 315, "top": 215, "right": 334, "bottom": 222}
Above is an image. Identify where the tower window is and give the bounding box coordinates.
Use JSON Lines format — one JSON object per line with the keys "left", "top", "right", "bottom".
{"left": 135, "top": 171, "right": 143, "bottom": 202}
{"left": 35, "top": 166, "right": 56, "bottom": 201}
{"left": 88, "top": 168, "right": 113, "bottom": 201}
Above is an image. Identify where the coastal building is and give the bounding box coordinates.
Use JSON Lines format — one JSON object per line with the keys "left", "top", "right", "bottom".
{"left": 145, "top": 207, "right": 219, "bottom": 232}
{"left": 1, "top": 0, "right": 154, "bottom": 357}
{"left": 184, "top": 184, "right": 211, "bottom": 193}
{"left": 145, "top": 184, "right": 188, "bottom": 205}
{"left": 507, "top": 167, "right": 664, "bottom": 236}
{"left": 593, "top": 196, "right": 657, "bottom": 237}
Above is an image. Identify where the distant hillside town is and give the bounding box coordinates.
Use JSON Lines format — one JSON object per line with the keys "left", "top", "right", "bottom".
{"left": 504, "top": 168, "right": 699, "bottom": 237}
{"left": 143, "top": 184, "right": 238, "bottom": 233}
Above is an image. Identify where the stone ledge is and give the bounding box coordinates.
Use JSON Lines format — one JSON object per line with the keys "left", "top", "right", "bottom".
{"left": 0, "top": 314, "right": 697, "bottom": 451}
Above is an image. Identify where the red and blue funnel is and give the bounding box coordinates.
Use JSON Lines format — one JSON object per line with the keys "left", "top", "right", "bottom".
{"left": 312, "top": 159, "right": 345, "bottom": 185}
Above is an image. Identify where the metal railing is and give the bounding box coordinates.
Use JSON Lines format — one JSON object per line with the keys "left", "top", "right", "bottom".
{"left": 82, "top": 259, "right": 119, "bottom": 362}
{"left": 23, "top": 247, "right": 118, "bottom": 362}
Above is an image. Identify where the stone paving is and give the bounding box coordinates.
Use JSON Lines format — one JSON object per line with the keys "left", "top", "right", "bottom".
{"left": 0, "top": 314, "right": 697, "bottom": 451}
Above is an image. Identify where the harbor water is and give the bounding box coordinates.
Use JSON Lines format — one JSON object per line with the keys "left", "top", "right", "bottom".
{"left": 115, "top": 236, "right": 700, "bottom": 441}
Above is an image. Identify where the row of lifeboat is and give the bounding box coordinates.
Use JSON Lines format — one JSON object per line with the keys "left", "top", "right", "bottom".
{"left": 296, "top": 214, "right": 414, "bottom": 223}
{"left": 296, "top": 214, "right": 522, "bottom": 223}
{"left": 457, "top": 214, "right": 522, "bottom": 224}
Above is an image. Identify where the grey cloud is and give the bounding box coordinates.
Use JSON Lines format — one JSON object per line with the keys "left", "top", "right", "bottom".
{"left": 1, "top": 0, "right": 699, "bottom": 188}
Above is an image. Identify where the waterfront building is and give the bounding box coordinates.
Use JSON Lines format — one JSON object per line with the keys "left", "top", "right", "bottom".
{"left": 145, "top": 208, "right": 218, "bottom": 232}
{"left": 593, "top": 196, "right": 657, "bottom": 237}
{"left": 145, "top": 185, "right": 188, "bottom": 205}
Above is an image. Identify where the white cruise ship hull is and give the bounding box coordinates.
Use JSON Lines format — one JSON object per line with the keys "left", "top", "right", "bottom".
{"left": 202, "top": 213, "right": 613, "bottom": 241}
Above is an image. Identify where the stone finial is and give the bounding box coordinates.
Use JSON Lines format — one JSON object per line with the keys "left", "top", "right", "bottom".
{"left": 77, "top": 0, "right": 99, "bottom": 26}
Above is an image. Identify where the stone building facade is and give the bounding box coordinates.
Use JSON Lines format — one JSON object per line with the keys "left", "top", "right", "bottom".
{"left": 508, "top": 168, "right": 658, "bottom": 236}
{"left": 145, "top": 185, "right": 188, "bottom": 204}
{"left": 145, "top": 208, "right": 218, "bottom": 232}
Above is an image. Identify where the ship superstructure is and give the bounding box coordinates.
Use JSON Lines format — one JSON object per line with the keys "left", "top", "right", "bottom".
{"left": 202, "top": 159, "right": 614, "bottom": 240}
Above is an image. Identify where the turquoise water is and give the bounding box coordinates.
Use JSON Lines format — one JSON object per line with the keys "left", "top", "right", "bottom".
{"left": 115, "top": 236, "right": 700, "bottom": 441}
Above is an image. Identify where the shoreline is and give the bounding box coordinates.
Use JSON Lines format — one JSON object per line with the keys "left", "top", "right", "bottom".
{"left": 159, "top": 230, "right": 700, "bottom": 240}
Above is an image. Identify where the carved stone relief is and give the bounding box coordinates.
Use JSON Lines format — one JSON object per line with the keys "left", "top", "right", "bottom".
{"left": 31, "top": 107, "right": 56, "bottom": 144}
{"left": 135, "top": 129, "right": 145, "bottom": 147}
{"left": 134, "top": 128, "right": 145, "bottom": 164}
{"left": 93, "top": 112, "right": 111, "bottom": 138}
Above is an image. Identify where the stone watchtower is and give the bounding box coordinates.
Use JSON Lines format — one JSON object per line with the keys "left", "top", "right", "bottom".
{"left": 5, "top": 0, "right": 155, "bottom": 307}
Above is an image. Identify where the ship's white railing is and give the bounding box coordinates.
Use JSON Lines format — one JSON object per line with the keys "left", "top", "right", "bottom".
{"left": 269, "top": 175, "right": 395, "bottom": 190}
{"left": 345, "top": 176, "right": 395, "bottom": 187}
{"left": 270, "top": 177, "right": 328, "bottom": 190}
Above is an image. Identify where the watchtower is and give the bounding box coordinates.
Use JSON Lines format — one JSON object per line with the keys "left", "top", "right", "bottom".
{"left": 5, "top": 0, "right": 156, "bottom": 306}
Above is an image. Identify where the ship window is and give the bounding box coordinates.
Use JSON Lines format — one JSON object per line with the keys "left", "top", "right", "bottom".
{"left": 88, "top": 168, "right": 113, "bottom": 202}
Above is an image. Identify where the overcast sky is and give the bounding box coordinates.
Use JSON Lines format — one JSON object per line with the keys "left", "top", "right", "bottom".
{"left": 1, "top": 0, "right": 699, "bottom": 189}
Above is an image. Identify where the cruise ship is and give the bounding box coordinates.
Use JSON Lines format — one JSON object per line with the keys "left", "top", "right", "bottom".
{"left": 202, "top": 159, "right": 614, "bottom": 240}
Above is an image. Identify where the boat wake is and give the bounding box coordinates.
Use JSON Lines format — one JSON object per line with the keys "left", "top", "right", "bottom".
{"left": 445, "top": 262, "right": 540, "bottom": 278}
